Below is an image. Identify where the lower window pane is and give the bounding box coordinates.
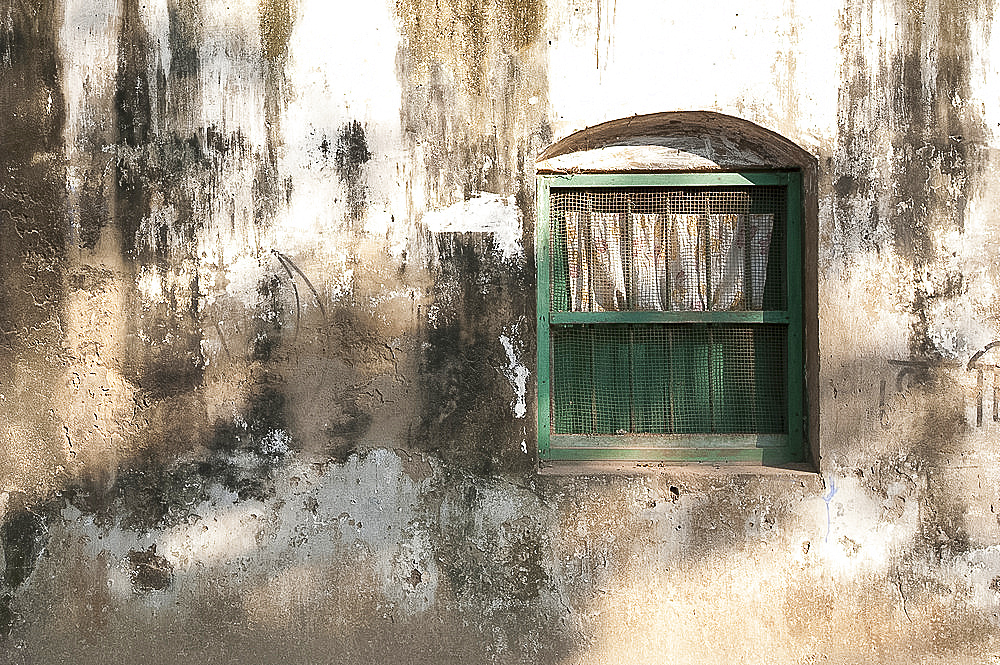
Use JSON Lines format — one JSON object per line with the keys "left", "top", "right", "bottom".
{"left": 550, "top": 323, "right": 787, "bottom": 436}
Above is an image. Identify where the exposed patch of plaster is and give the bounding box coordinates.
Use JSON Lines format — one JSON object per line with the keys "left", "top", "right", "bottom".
{"left": 499, "top": 333, "right": 529, "bottom": 419}
{"left": 422, "top": 194, "right": 523, "bottom": 260}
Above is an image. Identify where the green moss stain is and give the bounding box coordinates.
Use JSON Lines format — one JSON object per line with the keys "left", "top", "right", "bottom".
{"left": 259, "top": 0, "right": 294, "bottom": 63}
{"left": 397, "top": 0, "right": 544, "bottom": 84}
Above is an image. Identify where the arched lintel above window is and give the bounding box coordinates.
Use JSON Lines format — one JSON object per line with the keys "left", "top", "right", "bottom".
{"left": 536, "top": 111, "right": 815, "bottom": 173}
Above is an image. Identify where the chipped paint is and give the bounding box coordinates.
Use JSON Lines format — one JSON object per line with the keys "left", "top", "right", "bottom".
{"left": 422, "top": 193, "right": 524, "bottom": 260}
{"left": 499, "top": 332, "right": 529, "bottom": 418}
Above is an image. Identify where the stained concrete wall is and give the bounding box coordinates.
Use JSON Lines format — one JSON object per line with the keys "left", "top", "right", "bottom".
{"left": 1, "top": 0, "right": 1000, "bottom": 663}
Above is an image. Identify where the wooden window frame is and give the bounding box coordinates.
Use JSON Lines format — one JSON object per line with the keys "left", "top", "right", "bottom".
{"left": 536, "top": 171, "right": 805, "bottom": 465}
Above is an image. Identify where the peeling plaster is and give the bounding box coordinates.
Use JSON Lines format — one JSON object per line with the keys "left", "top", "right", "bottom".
{"left": 498, "top": 332, "right": 529, "bottom": 418}
{"left": 422, "top": 194, "right": 524, "bottom": 260}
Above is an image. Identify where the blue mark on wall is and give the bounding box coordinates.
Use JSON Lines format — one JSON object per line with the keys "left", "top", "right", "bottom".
{"left": 821, "top": 476, "right": 838, "bottom": 543}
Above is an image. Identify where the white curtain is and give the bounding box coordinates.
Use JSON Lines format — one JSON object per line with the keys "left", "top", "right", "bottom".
{"left": 631, "top": 213, "right": 665, "bottom": 311}
{"left": 746, "top": 213, "right": 773, "bottom": 310}
{"left": 565, "top": 212, "right": 591, "bottom": 311}
{"left": 708, "top": 214, "right": 745, "bottom": 310}
{"left": 565, "top": 211, "right": 773, "bottom": 312}
{"left": 588, "top": 212, "right": 627, "bottom": 311}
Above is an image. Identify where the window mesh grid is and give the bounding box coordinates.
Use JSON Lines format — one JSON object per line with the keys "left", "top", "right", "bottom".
{"left": 549, "top": 187, "right": 786, "bottom": 313}
{"left": 551, "top": 324, "right": 787, "bottom": 436}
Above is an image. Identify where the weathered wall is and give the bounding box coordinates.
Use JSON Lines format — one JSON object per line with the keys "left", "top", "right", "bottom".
{"left": 2, "top": 0, "right": 1000, "bottom": 663}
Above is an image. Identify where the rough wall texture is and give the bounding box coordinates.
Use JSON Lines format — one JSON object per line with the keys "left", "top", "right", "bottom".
{"left": 3, "top": 0, "right": 1000, "bottom": 663}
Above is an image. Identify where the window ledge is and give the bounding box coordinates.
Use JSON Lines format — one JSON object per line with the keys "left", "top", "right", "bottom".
{"left": 537, "top": 460, "right": 821, "bottom": 485}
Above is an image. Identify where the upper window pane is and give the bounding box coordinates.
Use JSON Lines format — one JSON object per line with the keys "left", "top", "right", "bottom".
{"left": 549, "top": 187, "right": 787, "bottom": 312}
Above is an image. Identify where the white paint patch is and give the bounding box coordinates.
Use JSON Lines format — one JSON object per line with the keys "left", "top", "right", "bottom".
{"left": 810, "top": 474, "right": 919, "bottom": 576}
{"left": 191, "top": 0, "right": 267, "bottom": 144}
{"left": 273, "top": 0, "right": 410, "bottom": 263}
{"left": 223, "top": 254, "right": 267, "bottom": 304}
{"left": 159, "top": 494, "right": 267, "bottom": 568}
{"left": 59, "top": 0, "right": 120, "bottom": 142}
{"left": 59, "top": 0, "right": 119, "bottom": 243}
{"left": 929, "top": 206, "right": 1000, "bottom": 359}
{"left": 545, "top": 0, "right": 842, "bottom": 148}
{"left": 422, "top": 194, "right": 524, "bottom": 260}
{"left": 499, "top": 334, "right": 529, "bottom": 419}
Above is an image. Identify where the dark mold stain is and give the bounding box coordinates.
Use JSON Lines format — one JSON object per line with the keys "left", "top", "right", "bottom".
{"left": 75, "top": 169, "right": 110, "bottom": 250}
{"left": 167, "top": 0, "right": 202, "bottom": 79}
{"left": 837, "top": 2, "right": 990, "bottom": 357}
{"left": 111, "top": 460, "right": 214, "bottom": 531}
{"left": 888, "top": 4, "right": 987, "bottom": 357}
{"left": 1, "top": 510, "right": 46, "bottom": 589}
{"left": 210, "top": 384, "right": 288, "bottom": 456}
{"left": 206, "top": 382, "right": 290, "bottom": 500}
{"left": 394, "top": 0, "right": 545, "bottom": 478}
{"left": 116, "top": 132, "right": 215, "bottom": 258}
{"left": 252, "top": 159, "right": 281, "bottom": 230}
{"left": 334, "top": 120, "right": 372, "bottom": 223}
{"left": 116, "top": 0, "right": 153, "bottom": 149}
{"left": 127, "top": 545, "right": 173, "bottom": 591}
{"left": 0, "top": 1, "right": 67, "bottom": 473}
{"left": 324, "top": 401, "right": 370, "bottom": 463}
{"left": 60, "top": 380, "right": 291, "bottom": 531}
{"left": 250, "top": 273, "right": 286, "bottom": 362}
{"left": 164, "top": 0, "right": 204, "bottom": 130}
{"left": 0, "top": 593, "right": 12, "bottom": 638}
{"left": 114, "top": 1, "right": 215, "bottom": 402}
{"left": 124, "top": 303, "right": 205, "bottom": 399}
{"left": 416, "top": 235, "right": 532, "bottom": 474}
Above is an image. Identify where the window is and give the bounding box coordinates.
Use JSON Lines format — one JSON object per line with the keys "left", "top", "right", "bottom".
{"left": 536, "top": 171, "right": 805, "bottom": 465}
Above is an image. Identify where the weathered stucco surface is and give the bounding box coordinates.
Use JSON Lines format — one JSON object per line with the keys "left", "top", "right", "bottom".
{"left": 3, "top": 0, "right": 1000, "bottom": 663}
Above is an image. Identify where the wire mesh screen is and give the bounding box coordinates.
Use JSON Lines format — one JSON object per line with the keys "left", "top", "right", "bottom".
{"left": 550, "top": 187, "right": 786, "bottom": 312}
{"left": 551, "top": 323, "right": 787, "bottom": 435}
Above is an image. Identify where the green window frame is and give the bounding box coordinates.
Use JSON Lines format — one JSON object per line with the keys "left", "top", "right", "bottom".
{"left": 536, "top": 171, "right": 805, "bottom": 465}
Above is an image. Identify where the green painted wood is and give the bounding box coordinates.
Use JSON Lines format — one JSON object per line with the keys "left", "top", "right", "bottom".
{"left": 536, "top": 170, "right": 804, "bottom": 465}
{"left": 544, "top": 445, "right": 798, "bottom": 465}
{"left": 549, "top": 311, "right": 791, "bottom": 324}
{"left": 542, "top": 172, "right": 790, "bottom": 189}
{"left": 537, "top": 180, "right": 552, "bottom": 459}
{"left": 550, "top": 433, "right": 787, "bottom": 448}
{"left": 785, "top": 170, "right": 805, "bottom": 461}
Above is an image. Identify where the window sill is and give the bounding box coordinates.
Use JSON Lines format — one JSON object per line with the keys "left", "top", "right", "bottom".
{"left": 537, "top": 459, "right": 821, "bottom": 485}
